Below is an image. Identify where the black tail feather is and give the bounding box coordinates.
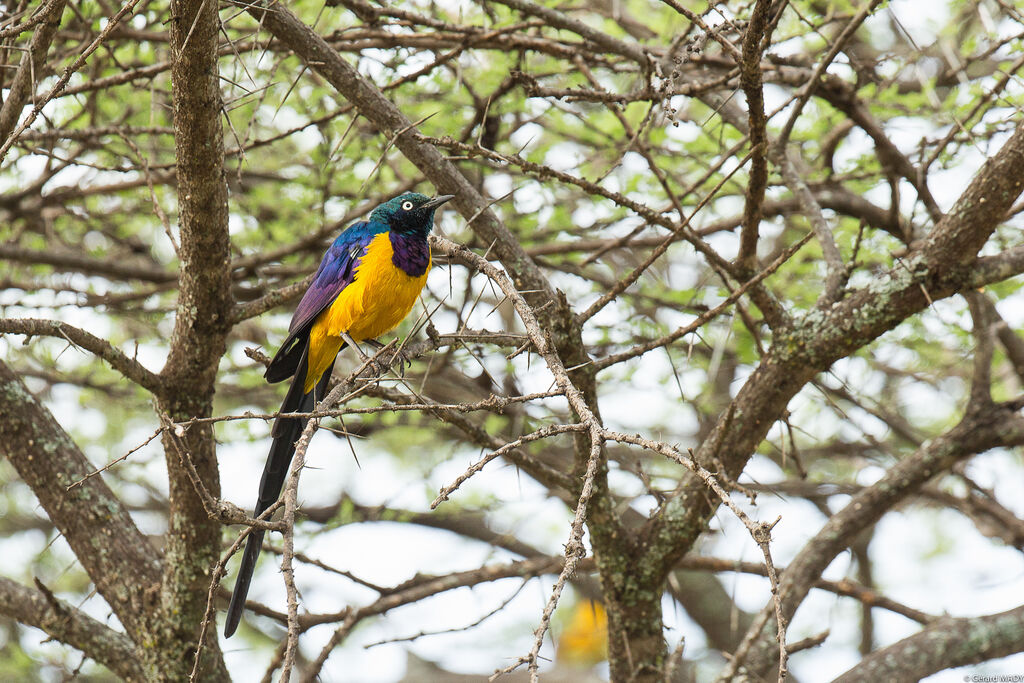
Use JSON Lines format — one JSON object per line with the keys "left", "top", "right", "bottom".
{"left": 265, "top": 336, "right": 306, "bottom": 384}
{"left": 224, "top": 348, "right": 335, "bottom": 637}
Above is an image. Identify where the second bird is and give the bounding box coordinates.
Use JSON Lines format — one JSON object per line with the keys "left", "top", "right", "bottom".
{"left": 224, "top": 191, "right": 455, "bottom": 637}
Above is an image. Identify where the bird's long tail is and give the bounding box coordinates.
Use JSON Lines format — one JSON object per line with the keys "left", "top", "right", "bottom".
{"left": 224, "top": 348, "right": 335, "bottom": 637}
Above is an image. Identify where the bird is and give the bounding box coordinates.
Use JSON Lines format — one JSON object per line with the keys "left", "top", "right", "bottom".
{"left": 224, "top": 192, "right": 455, "bottom": 638}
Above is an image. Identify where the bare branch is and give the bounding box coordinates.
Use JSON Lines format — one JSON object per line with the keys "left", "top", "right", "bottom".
{"left": 735, "top": 0, "right": 774, "bottom": 272}
{"left": 834, "top": 603, "right": 1024, "bottom": 682}
{"left": 0, "top": 576, "right": 144, "bottom": 682}
{"left": 0, "top": 0, "right": 67, "bottom": 140}
{"left": 0, "top": 361, "right": 162, "bottom": 644}
{"left": 487, "top": 0, "right": 652, "bottom": 67}
{"left": 0, "top": 318, "right": 163, "bottom": 393}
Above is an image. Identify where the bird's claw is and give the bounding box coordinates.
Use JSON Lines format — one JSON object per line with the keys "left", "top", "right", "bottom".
{"left": 365, "top": 339, "right": 412, "bottom": 377}
{"left": 388, "top": 348, "right": 412, "bottom": 377}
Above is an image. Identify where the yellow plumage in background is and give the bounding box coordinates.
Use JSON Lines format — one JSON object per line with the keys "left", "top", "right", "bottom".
{"left": 557, "top": 599, "right": 609, "bottom": 668}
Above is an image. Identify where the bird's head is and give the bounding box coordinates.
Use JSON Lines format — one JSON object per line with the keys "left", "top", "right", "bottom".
{"left": 371, "top": 192, "right": 455, "bottom": 236}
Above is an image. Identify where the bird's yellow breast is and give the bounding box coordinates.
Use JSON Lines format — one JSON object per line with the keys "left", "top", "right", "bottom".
{"left": 304, "top": 233, "right": 429, "bottom": 392}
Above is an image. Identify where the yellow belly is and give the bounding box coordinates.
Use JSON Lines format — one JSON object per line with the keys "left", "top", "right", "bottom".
{"left": 304, "top": 233, "right": 429, "bottom": 392}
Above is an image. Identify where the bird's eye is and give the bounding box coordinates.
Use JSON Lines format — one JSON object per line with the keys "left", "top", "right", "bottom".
{"left": 401, "top": 201, "right": 414, "bottom": 211}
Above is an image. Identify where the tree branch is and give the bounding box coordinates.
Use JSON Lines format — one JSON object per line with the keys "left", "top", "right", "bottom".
{"left": 0, "top": 245, "right": 175, "bottom": 283}
{"left": 0, "top": 361, "right": 162, "bottom": 642}
{"left": 0, "top": 318, "right": 163, "bottom": 393}
{"left": 486, "top": 0, "right": 651, "bottom": 67}
{"left": 152, "top": 0, "right": 234, "bottom": 676}
{"left": 833, "top": 603, "right": 1024, "bottom": 682}
{"left": 0, "top": 576, "right": 144, "bottom": 682}
{"left": 0, "top": 0, "right": 67, "bottom": 140}
{"left": 735, "top": 0, "right": 773, "bottom": 272}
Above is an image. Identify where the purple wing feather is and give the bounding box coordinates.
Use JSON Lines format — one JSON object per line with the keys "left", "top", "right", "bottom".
{"left": 290, "top": 237, "right": 370, "bottom": 332}
{"left": 264, "top": 221, "right": 386, "bottom": 382}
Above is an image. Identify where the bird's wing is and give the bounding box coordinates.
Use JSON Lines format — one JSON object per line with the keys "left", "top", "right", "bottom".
{"left": 264, "top": 221, "right": 384, "bottom": 382}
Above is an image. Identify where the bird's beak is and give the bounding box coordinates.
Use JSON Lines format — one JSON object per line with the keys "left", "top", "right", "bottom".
{"left": 422, "top": 194, "right": 455, "bottom": 209}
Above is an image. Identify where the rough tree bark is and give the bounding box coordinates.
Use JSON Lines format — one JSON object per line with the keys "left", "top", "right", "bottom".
{"left": 150, "top": 0, "right": 233, "bottom": 677}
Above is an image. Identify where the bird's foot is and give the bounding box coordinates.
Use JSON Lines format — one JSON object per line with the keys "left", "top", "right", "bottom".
{"left": 389, "top": 348, "right": 412, "bottom": 377}
{"left": 367, "top": 339, "right": 412, "bottom": 377}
